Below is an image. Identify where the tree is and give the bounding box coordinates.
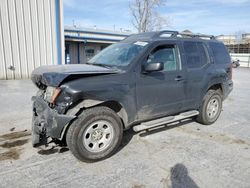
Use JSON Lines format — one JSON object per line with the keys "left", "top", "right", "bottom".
{"left": 129, "top": 0, "right": 169, "bottom": 33}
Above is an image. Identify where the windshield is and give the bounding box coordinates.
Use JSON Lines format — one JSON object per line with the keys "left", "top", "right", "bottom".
{"left": 88, "top": 42, "right": 148, "bottom": 67}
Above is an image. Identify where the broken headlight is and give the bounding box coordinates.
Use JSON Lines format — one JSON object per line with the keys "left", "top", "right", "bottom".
{"left": 44, "top": 86, "right": 61, "bottom": 104}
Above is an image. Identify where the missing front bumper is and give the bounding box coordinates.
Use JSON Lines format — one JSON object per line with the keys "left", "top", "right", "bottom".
{"left": 32, "top": 96, "right": 75, "bottom": 147}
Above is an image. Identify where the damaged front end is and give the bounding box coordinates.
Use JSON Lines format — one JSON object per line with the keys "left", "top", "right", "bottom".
{"left": 32, "top": 95, "right": 75, "bottom": 147}
{"left": 30, "top": 64, "right": 121, "bottom": 147}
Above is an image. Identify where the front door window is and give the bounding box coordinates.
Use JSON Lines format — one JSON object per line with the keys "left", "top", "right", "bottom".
{"left": 147, "top": 45, "right": 178, "bottom": 72}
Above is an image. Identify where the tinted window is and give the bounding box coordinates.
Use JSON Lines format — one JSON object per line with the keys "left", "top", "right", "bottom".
{"left": 209, "top": 42, "right": 230, "bottom": 64}
{"left": 88, "top": 42, "right": 147, "bottom": 67}
{"left": 147, "top": 45, "right": 177, "bottom": 71}
{"left": 183, "top": 42, "right": 209, "bottom": 69}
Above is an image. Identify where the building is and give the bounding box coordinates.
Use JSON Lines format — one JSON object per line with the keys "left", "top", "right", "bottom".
{"left": 0, "top": 0, "right": 64, "bottom": 80}
{"left": 216, "top": 34, "right": 250, "bottom": 53}
{"left": 0, "top": 0, "right": 131, "bottom": 80}
{"left": 217, "top": 34, "right": 250, "bottom": 67}
{"left": 216, "top": 35, "right": 237, "bottom": 45}
{"left": 242, "top": 33, "right": 250, "bottom": 44}
{"left": 64, "top": 27, "right": 131, "bottom": 64}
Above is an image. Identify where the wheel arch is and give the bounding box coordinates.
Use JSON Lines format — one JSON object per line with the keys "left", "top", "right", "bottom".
{"left": 94, "top": 101, "right": 128, "bottom": 129}
{"left": 198, "top": 82, "right": 223, "bottom": 109}
{"left": 60, "top": 99, "right": 128, "bottom": 141}
{"left": 207, "top": 83, "right": 223, "bottom": 94}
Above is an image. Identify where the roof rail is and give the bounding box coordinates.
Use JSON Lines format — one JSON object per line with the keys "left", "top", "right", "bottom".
{"left": 179, "top": 32, "right": 215, "bottom": 40}
{"left": 155, "top": 30, "right": 215, "bottom": 40}
{"left": 154, "top": 30, "right": 179, "bottom": 38}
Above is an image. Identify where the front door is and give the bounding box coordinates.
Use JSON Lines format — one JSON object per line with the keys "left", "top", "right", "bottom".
{"left": 136, "top": 42, "right": 186, "bottom": 121}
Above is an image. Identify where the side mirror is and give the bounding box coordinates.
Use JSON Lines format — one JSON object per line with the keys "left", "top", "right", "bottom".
{"left": 143, "top": 62, "right": 164, "bottom": 73}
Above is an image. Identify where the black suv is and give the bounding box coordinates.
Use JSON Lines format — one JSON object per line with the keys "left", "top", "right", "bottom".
{"left": 31, "top": 31, "right": 233, "bottom": 162}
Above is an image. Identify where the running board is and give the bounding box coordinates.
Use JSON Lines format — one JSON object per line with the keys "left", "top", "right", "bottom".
{"left": 133, "top": 110, "right": 199, "bottom": 132}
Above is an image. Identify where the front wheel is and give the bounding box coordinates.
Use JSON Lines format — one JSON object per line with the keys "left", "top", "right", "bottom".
{"left": 66, "top": 106, "right": 123, "bottom": 162}
{"left": 196, "top": 89, "right": 223, "bottom": 125}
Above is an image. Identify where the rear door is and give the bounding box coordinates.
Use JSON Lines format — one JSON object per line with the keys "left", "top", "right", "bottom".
{"left": 135, "top": 41, "right": 186, "bottom": 120}
{"left": 182, "top": 41, "right": 211, "bottom": 110}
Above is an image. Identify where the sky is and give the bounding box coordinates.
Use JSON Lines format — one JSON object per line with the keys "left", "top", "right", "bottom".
{"left": 63, "top": 0, "right": 250, "bottom": 35}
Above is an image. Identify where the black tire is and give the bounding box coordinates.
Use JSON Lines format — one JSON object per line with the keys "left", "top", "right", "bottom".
{"left": 196, "top": 89, "right": 223, "bottom": 125}
{"left": 66, "top": 106, "right": 123, "bottom": 162}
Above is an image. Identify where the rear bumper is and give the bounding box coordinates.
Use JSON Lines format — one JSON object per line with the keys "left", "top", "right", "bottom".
{"left": 32, "top": 96, "right": 75, "bottom": 147}
{"left": 223, "top": 80, "right": 233, "bottom": 100}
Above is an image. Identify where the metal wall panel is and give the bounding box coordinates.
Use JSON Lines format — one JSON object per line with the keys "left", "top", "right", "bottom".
{"left": 37, "top": 0, "right": 47, "bottom": 66}
{"left": 0, "top": 0, "right": 14, "bottom": 79}
{"left": 0, "top": 8, "right": 6, "bottom": 80}
{"left": 16, "top": 0, "right": 28, "bottom": 78}
{"left": 0, "top": 0, "right": 64, "bottom": 79}
{"left": 30, "top": 0, "right": 41, "bottom": 68}
{"left": 79, "top": 43, "right": 85, "bottom": 64}
{"left": 50, "top": 0, "right": 58, "bottom": 67}
{"left": 43, "top": 0, "right": 53, "bottom": 68}
{"left": 68, "top": 42, "right": 78, "bottom": 64}
{"left": 8, "top": 0, "right": 21, "bottom": 79}
{"left": 22, "top": 0, "right": 35, "bottom": 74}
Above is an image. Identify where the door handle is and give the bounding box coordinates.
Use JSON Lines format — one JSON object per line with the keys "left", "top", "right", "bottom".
{"left": 175, "top": 76, "right": 184, "bottom": 81}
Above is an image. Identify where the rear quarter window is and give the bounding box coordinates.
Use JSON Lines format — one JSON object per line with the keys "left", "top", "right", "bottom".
{"left": 183, "top": 42, "right": 209, "bottom": 69}
{"left": 209, "top": 42, "right": 231, "bottom": 64}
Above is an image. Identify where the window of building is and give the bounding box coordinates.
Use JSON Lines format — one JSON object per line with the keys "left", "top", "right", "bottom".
{"left": 85, "top": 48, "right": 95, "bottom": 59}
{"left": 183, "top": 42, "right": 209, "bottom": 69}
{"left": 147, "top": 45, "right": 177, "bottom": 71}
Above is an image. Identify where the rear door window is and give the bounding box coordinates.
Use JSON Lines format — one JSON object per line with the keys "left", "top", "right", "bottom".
{"left": 208, "top": 42, "right": 231, "bottom": 64}
{"left": 183, "top": 42, "right": 209, "bottom": 69}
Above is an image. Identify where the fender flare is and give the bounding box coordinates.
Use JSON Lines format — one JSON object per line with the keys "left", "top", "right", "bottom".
{"left": 59, "top": 99, "right": 128, "bottom": 140}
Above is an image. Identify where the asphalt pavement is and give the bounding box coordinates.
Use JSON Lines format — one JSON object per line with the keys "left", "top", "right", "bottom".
{"left": 0, "top": 68, "right": 249, "bottom": 188}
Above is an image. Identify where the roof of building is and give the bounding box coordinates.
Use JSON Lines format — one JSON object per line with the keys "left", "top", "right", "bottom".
{"left": 65, "top": 26, "right": 132, "bottom": 36}
{"left": 64, "top": 26, "right": 132, "bottom": 43}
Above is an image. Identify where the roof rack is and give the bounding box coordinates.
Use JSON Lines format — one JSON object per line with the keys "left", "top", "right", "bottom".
{"left": 179, "top": 32, "right": 215, "bottom": 40}
{"left": 155, "top": 30, "right": 179, "bottom": 38}
{"left": 156, "top": 30, "right": 215, "bottom": 40}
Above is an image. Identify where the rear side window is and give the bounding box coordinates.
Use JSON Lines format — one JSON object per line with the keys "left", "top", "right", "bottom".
{"left": 209, "top": 42, "right": 230, "bottom": 64}
{"left": 183, "top": 42, "right": 209, "bottom": 69}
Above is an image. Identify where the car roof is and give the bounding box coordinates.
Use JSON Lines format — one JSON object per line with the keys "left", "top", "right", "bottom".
{"left": 122, "top": 30, "right": 222, "bottom": 44}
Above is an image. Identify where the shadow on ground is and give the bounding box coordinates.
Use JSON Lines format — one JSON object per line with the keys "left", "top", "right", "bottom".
{"left": 37, "top": 147, "right": 69, "bottom": 155}
{"left": 161, "top": 163, "right": 199, "bottom": 188}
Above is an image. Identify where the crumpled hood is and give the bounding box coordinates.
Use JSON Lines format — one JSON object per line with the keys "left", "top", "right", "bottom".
{"left": 31, "top": 64, "right": 120, "bottom": 88}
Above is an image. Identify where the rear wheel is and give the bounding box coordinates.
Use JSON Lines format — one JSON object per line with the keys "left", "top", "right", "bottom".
{"left": 196, "top": 89, "right": 223, "bottom": 125}
{"left": 66, "top": 106, "right": 123, "bottom": 162}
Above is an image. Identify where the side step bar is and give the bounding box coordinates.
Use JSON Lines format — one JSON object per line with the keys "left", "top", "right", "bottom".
{"left": 133, "top": 110, "right": 199, "bottom": 132}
